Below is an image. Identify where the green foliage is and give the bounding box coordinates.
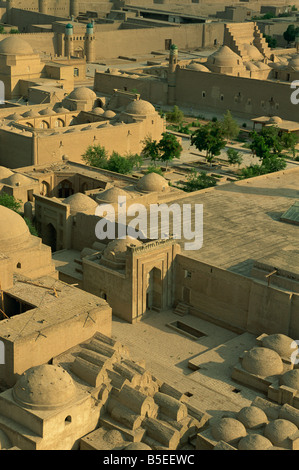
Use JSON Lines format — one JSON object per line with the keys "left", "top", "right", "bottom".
{"left": 24, "top": 217, "right": 38, "bottom": 236}
{"left": 145, "top": 166, "right": 164, "bottom": 176}
{"left": 220, "top": 110, "right": 240, "bottom": 140}
{"left": 0, "top": 193, "right": 22, "bottom": 212}
{"left": 226, "top": 148, "right": 243, "bottom": 166}
{"left": 9, "top": 29, "right": 19, "bottom": 34}
{"left": 182, "top": 169, "right": 217, "bottom": 192}
{"left": 82, "top": 145, "right": 142, "bottom": 174}
{"left": 191, "top": 122, "right": 226, "bottom": 164}
{"left": 177, "top": 122, "right": 191, "bottom": 135}
{"left": 82, "top": 144, "right": 109, "bottom": 168}
{"left": 141, "top": 136, "right": 160, "bottom": 165}
{"left": 263, "top": 34, "right": 277, "bottom": 48}
{"left": 281, "top": 132, "right": 298, "bottom": 158}
{"left": 283, "top": 24, "right": 299, "bottom": 44}
{"left": 158, "top": 132, "right": 182, "bottom": 168}
{"left": 212, "top": 116, "right": 218, "bottom": 122}
{"left": 249, "top": 126, "right": 284, "bottom": 160}
{"left": 166, "top": 105, "right": 184, "bottom": 124}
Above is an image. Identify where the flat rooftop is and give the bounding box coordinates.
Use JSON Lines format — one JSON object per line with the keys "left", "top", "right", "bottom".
{"left": 168, "top": 167, "right": 299, "bottom": 276}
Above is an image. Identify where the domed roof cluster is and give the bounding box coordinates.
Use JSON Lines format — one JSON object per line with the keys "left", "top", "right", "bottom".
{"left": 22, "top": 109, "right": 38, "bottom": 118}
{"left": 103, "top": 110, "right": 116, "bottom": 119}
{"left": 237, "top": 406, "right": 268, "bottom": 430}
{"left": 2, "top": 173, "right": 32, "bottom": 187}
{"left": 279, "top": 369, "right": 299, "bottom": 390}
{"left": 92, "top": 107, "right": 105, "bottom": 115}
{"left": 242, "top": 346, "right": 284, "bottom": 377}
{"left": 63, "top": 193, "right": 97, "bottom": 215}
{"left": 0, "top": 166, "right": 13, "bottom": 179}
{"left": 211, "top": 417, "right": 246, "bottom": 444}
{"left": 0, "top": 206, "right": 30, "bottom": 251}
{"left": 238, "top": 433, "right": 272, "bottom": 450}
{"left": 68, "top": 87, "right": 96, "bottom": 101}
{"left": 243, "top": 44, "right": 263, "bottom": 61}
{"left": 264, "top": 419, "right": 298, "bottom": 448}
{"left": 0, "top": 36, "right": 34, "bottom": 55}
{"left": 126, "top": 100, "right": 156, "bottom": 116}
{"left": 13, "top": 364, "right": 77, "bottom": 410}
{"left": 39, "top": 107, "right": 56, "bottom": 116}
{"left": 103, "top": 236, "right": 142, "bottom": 262}
{"left": 136, "top": 172, "right": 169, "bottom": 193}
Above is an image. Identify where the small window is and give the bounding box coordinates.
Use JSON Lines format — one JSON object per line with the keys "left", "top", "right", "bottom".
{"left": 17, "top": 263, "right": 21, "bottom": 269}
{"left": 65, "top": 415, "right": 72, "bottom": 424}
{"left": 184, "top": 270, "right": 191, "bottom": 279}
{"left": 202, "top": 91, "right": 206, "bottom": 98}
{"left": 220, "top": 95, "right": 224, "bottom": 101}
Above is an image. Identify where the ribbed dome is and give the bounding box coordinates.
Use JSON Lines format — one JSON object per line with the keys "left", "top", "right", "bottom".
{"left": 238, "top": 434, "right": 272, "bottom": 451}
{"left": 68, "top": 87, "right": 96, "bottom": 101}
{"left": 136, "top": 172, "right": 168, "bottom": 193}
{"left": 13, "top": 364, "right": 76, "bottom": 410}
{"left": 211, "top": 417, "right": 246, "bottom": 444}
{"left": 96, "top": 187, "right": 133, "bottom": 203}
{"left": 264, "top": 419, "right": 297, "bottom": 448}
{"left": 126, "top": 100, "right": 155, "bottom": 116}
{"left": 242, "top": 347, "right": 284, "bottom": 377}
{"left": 279, "top": 369, "right": 299, "bottom": 390}
{"left": 2, "top": 173, "right": 32, "bottom": 186}
{"left": 0, "top": 36, "right": 34, "bottom": 55}
{"left": 0, "top": 166, "right": 13, "bottom": 180}
{"left": 208, "top": 46, "right": 243, "bottom": 67}
{"left": 261, "top": 333, "right": 295, "bottom": 357}
{"left": 63, "top": 193, "right": 97, "bottom": 215}
{"left": 0, "top": 206, "right": 30, "bottom": 251}
{"left": 237, "top": 406, "right": 268, "bottom": 429}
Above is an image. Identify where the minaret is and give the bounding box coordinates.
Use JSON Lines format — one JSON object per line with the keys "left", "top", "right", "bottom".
{"left": 65, "top": 23, "right": 74, "bottom": 58}
{"left": 70, "top": 0, "right": 79, "bottom": 18}
{"left": 38, "top": 0, "right": 48, "bottom": 14}
{"left": 85, "top": 22, "right": 95, "bottom": 63}
{"left": 6, "top": 0, "right": 14, "bottom": 25}
{"left": 167, "top": 44, "right": 178, "bottom": 106}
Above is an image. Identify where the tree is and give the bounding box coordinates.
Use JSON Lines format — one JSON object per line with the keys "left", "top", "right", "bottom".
{"left": 221, "top": 110, "right": 240, "bottom": 141}
{"left": 249, "top": 126, "right": 284, "bottom": 161}
{"left": 158, "top": 132, "right": 182, "bottom": 169}
{"left": 106, "top": 152, "right": 142, "bottom": 174}
{"left": 227, "top": 148, "right": 243, "bottom": 166}
{"left": 183, "top": 169, "right": 217, "bottom": 192}
{"left": 141, "top": 136, "right": 160, "bottom": 166}
{"left": 283, "top": 25, "right": 299, "bottom": 44}
{"left": 166, "top": 105, "right": 184, "bottom": 124}
{"left": 0, "top": 193, "right": 22, "bottom": 212}
{"left": 263, "top": 34, "right": 277, "bottom": 48}
{"left": 191, "top": 122, "right": 226, "bottom": 165}
{"left": 145, "top": 166, "right": 164, "bottom": 176}
{"left": 281, "top": 132, "right": 298, "bottom": 158}
{"left": 82, "top": 144, "right": 109, "bottom": 169}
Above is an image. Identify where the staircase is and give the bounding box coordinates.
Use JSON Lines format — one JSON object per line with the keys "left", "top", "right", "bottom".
{"left": 174, "top": 302, "right": 189, "bottom": 317}
{"left": 224, "top": 22, "right": 272, "bottom": 61}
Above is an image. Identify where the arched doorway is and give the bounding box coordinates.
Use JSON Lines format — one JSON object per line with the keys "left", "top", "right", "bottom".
{"left": 43, "top": 223, "right": 57, "bottom": 252}
{"left": 41, "top": 180, "right": 51, "bottom": 196}
{"left": 146, "top": 267, "right": 162, "bottom": 311}
{"left": 58, "top": 179, "right": 74, "bottom": 198}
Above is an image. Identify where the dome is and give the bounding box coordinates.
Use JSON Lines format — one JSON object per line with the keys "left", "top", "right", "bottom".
{"left": 66, "top": 23, "right": 73, "bottom": 29}
{"left": 245, "top": 62, "right": 259, "bottom": 72}
{"left": 238, "top": 434, "right": 272, "bottom": 451}
{"left": 211, "top": 417, "right": 246, "bottom": 444}
{"left": 243, "top": 44, "right": 263, "bottom": 61}
{"left": 0, "top": 36, "right": 34, "bottom": 55}
{"left": 136, "top": 172, "right": 169, "bottom": 193}
{"left": 261, "top": 333, "right": 295, "bottom": 357}
{"left": 279, "top": 369, "right": 299, "bottom": 390}
{"left": 124, "top": 443, "right": 152, "bottom": 450}
{"left": 68, "top": 87, "right": 96, "bottom": 101}
{"left": 264, "top": 419, "right": 297, "bottom": 448}
{"left": 6, "top": 112, "right": 22, "bottom": 121}
{"left": 242, "top": 347, "right": 284, "bottom": 377}
{"left": 39, "top": 107, "right": 56, "bottom": 116}
{"left": 13, "top": 364, "right": 76, "bottom": 410}
{"left": 289, "top": 54, "right": 299, "bottom": 71}
{"left": 0, "top": 207, "right": 30, "bottom": 252}
{"left": 102, "top": 430, "right": 124, "bottom": 446}
{"left": 96, "top": 187, "right": 133, "bottom": 203}
{"left": 103, "top": 110, "right": 116, "bottom": 119}
{"left": 207, "top": 46, "right": 243, "bottom": 68}
{"left": 237, "top": 406, "right": 268, "bottom": 429}
{"left": 254, "top": 61, "right": 271, "bottom": 71}
{"left": 63, "top": 193, "right": 97, "bottom": 215}
{"left": 0, "top": 166, "right": 13, "bottom": 179}
{"left": 186, "top": 62, "right": 210, "bottom": 72}
{"left": 55, "top": 106, "right": 70, "bottom": 113}
{"left": 126, "top": 100, "right": 156, "bottom": 116}
{"left": 103, "top": 236, "right": 142, "bottom": 262}
{"left": 2, "top": 173, "right": 32, "bottom": 186}
{"left": 93, "top": 107, "right": 105, "bottom": 115}
{"left": 22, "top": 109, "right": 38, "bottom": 118}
